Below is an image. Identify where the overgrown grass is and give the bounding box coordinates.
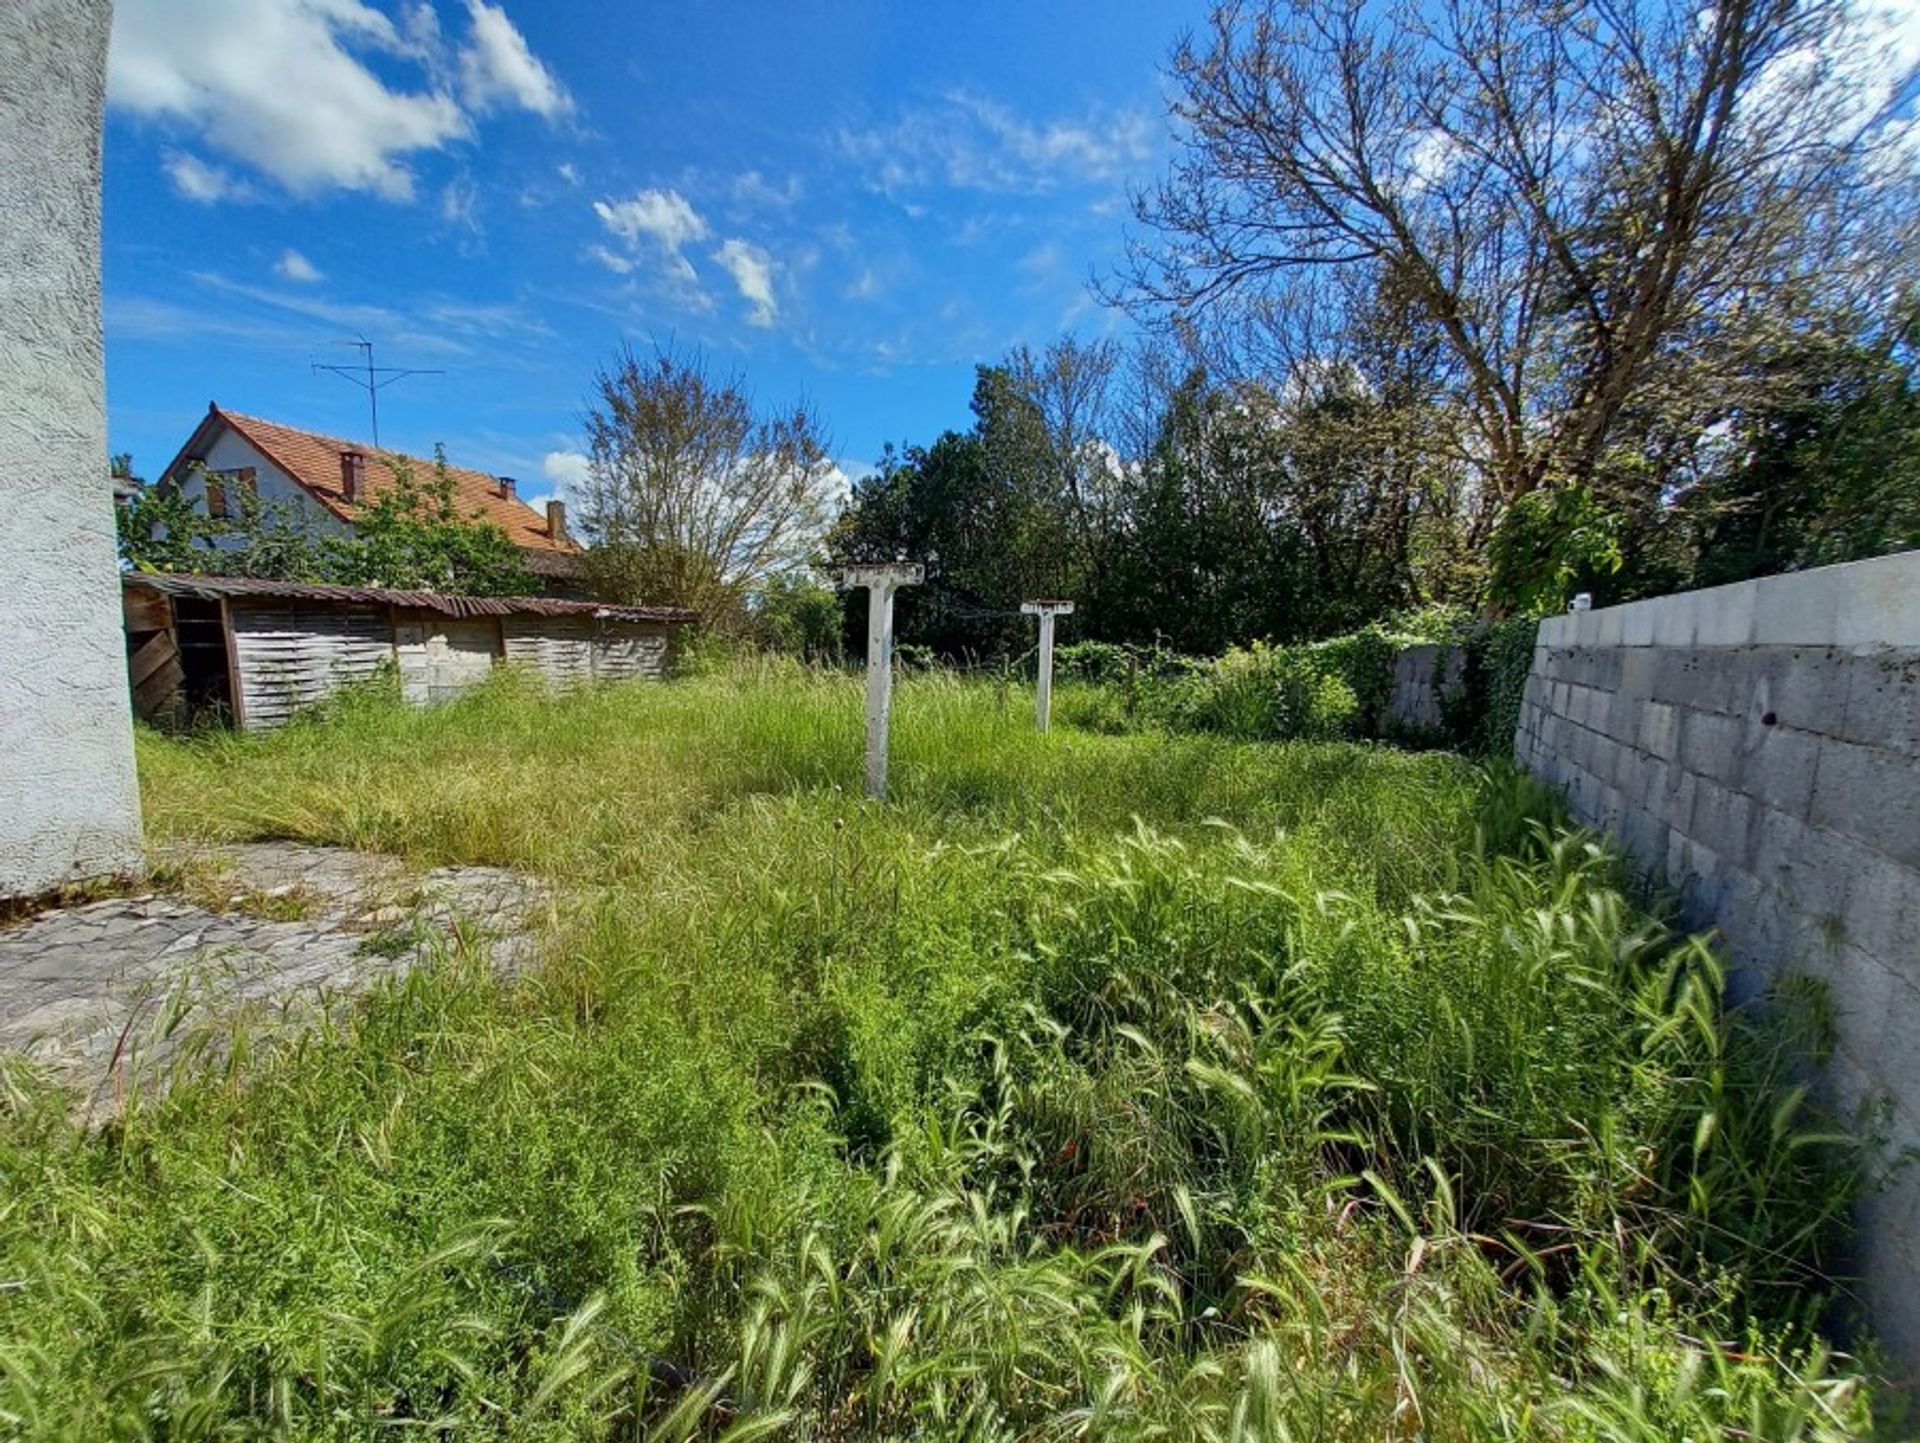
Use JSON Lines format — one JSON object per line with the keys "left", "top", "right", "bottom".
{"left": 1, "top": 667, "right": 1895, "bottom": 1439}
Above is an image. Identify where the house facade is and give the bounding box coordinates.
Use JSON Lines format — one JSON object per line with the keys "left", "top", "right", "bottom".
{"left": 156, "top": 404, "right": 590, "bottom": 595}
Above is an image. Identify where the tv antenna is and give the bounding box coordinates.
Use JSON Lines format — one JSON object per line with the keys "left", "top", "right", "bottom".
{"left": 311, "top": 337, "right": 442, "bottom": 450}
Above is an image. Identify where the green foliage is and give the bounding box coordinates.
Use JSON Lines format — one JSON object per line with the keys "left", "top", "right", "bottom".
{"left": 1302, "top": 624, "right": 1400, "bottom": 733}
{"left": 1487, "top": 484, "right": 1623, "bottom": 616}
{"left": 3, "top": 673, "right": 1885, "bottom": 1437}
{"left": 117, "top": 472, "right": 334, "bottom": 582}
{"left": 1166, "top": 641, "right": 1361, "bottom": 741}
{"left": 329, "top": 450, "right": 536, "bottom": 596}
{"left": 750, "top": 573, "right": 843, "bottom": 661}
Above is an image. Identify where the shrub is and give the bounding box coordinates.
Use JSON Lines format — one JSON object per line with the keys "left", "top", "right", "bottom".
{"left": 1175, "top": 642, "right": 1362, "bottom": 741}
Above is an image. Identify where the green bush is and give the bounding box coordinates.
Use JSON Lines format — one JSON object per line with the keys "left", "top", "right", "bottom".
{"left": 1303, "top": 624, "right": 1402, "bottom": 733}
{"left": 1173, "top": 642, "right": 1362, "bottom": 741}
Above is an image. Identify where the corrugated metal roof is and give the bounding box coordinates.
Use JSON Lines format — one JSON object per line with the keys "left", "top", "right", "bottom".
{"left": 123, "top": 572, "right": 695, "bottom": 624}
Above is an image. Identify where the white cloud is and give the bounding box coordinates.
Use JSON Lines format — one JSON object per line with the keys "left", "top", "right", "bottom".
{"left": 586, "top": 243, "right": 635, "bottom": 274}
{"left": 441, "top": 176, "right": 480, "bottom": 230}
{"left": 731, "top": 169, "right": 803, "bottom": 210}
{"left": 839, "top": 89, "right": 1155, "bottom": 196}
{"left": 1737, "top": 1, "right": 1920, "bottom": 162}
{"left": 457, "top": 0, "right": 571, "bottom": 118}
{"left": 108, "top": 0, "right": 568, "bottom": 201}
{"left": 542, "top": 449, "right": 590, "bottom": 488}
{"left": 164, "top": 151, "right": 251, "bottom": 203}
{"left": 273, "top": 248, "right": 324, "bottom": 283}
{"left": 713, "top": 238, "right": 779, "bottom": 326}
{"left": 558, "top": 162, "right": 580, "bottom": 185}
{"left": 593, "top": 188, "right": 710, "bottom": 286}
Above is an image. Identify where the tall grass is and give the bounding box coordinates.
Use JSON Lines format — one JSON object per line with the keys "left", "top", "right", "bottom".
{"left": 1, "top": 666, "right": 1891, "bottom": 1438}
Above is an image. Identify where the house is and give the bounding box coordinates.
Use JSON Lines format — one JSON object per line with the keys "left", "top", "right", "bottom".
{"left": 123, "top": 572, "right": 693, "bottom": 730}
{"left": 155, "top": 404, "right": 591, "bottom": 596}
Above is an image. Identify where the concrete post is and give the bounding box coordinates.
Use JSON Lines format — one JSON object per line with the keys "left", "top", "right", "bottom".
{"left": 0, "top": 1, "right": 144, "bottom": 898}
{"left": 1021, "top": 601, "right": 1075, "bottom": 733}
{"left": 839, "top": 564, "right": 923, "bottom": 799}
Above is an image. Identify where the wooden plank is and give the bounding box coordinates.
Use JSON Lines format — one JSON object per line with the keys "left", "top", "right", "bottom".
{"left": 129, "top": 628, "right": 179, "bottom": 688}
{"left": 229, "top": 601, "right": 394, "bottom": 728}
{"left": 134, "top": 658, "right": 186, "bottom": 720}
{"left": 222, "top": 598, "right": 246, "bottom": 729}
{"left": 123, "top": 586, "right": 173, "bottom": 633}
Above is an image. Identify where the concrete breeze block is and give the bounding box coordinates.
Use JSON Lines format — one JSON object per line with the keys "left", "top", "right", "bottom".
{"left": 1753, "top": 567, "right": 1843, "bottom": 646}
{"left": 1809, "top": 739, "right": 1920, "bottom": 872}
{"left": 1841, "top": 650, "right": 1920, "bottom": 755}
{"left": 1694, "top": 579, "right": 1759, "bottom": 647}
{"left": 1833, "top": 553, "right": 1920, "bottom": 648}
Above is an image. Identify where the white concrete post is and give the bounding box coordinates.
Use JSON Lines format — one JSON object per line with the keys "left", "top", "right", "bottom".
{"left": 840, "top": 564, "right": 924, "bottom": 799}
{"left": 1021, "top": 600, "right": 1075, "bottom": 733}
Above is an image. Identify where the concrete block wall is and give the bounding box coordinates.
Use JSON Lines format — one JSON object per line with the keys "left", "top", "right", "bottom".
{"left": 0, "top": 2, "right": 144, "bottom": 897}
{"left": 1387, "top": 643, "right": 1467, "bottom": 733}
{"left": 1514, "top": 551, "right": 1920, "bottom": 1362}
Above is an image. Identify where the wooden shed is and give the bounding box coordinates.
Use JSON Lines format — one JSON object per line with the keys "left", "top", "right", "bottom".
{"left": 123, "top": 574, "right": 694, "bottom": 730}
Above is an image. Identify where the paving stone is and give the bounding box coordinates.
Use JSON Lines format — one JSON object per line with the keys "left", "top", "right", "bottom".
{"left": 0, "top": 841, "right": 546, "bottom": 1095}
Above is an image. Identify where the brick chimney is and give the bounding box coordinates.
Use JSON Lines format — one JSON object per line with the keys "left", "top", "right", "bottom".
{"left": 340, "top": 449, "right": 367, "bottom": 501}
{"left": 498, "top": 475, "right": 517, "bottom": 501}
{"left": 546, "top": 498, "right": 568, "bottom": 540}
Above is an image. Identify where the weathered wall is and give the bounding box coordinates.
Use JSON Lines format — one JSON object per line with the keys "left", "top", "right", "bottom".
{"left": 1387, "top": 644, "right": 1466, "bottom": 734}
{"left": 0, "top": 1, "right": 144, "bottom": 897}
{"left": 395, "top": 613, "right": 501, "bottom": 706}
{"left": 231, "top": 601, "right": 391, "bottom": 728}
{"left": 592, "top": 621, "right": 674, "bottom": 682}
{"left": 501, "top": 615, "right": 595, "bottom": 686}
{"left": 1514, "top": 552, "right": 1920, "bottom": 1361}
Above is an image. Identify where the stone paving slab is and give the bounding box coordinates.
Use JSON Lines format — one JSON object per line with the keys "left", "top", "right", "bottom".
{"left": 0, "top": 842, "right": 547, "bottom": 1098}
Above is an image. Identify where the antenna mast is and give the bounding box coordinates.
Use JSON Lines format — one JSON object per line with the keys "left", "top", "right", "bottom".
{"left": 311, "top": 337, "right": 443, "bottom": 449}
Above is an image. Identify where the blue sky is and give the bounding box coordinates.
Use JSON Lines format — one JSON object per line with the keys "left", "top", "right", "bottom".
{"left": 103, "top": 0, "right": 1203, "bottom": 509}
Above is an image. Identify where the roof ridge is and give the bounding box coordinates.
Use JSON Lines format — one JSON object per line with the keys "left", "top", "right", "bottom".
{"left": 219, "top": 407, "right": 426, "bottom": 466}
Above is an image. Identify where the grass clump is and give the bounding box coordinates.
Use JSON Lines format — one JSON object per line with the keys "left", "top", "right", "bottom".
{"left": 0, "top": 667, "right": 1893, "bottom": 1439}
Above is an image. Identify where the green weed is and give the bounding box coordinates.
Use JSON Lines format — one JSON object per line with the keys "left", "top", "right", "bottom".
{"left": 0, "top": 667, "right": 1891, "bottom": 1438}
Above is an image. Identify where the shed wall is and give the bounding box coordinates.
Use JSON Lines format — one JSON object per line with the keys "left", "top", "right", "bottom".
{"left": 230, "top": 601, "right": 391, "bottom": 728}
{"left": 395, "top": 612, "right": 501, "bottom": 705}
{"left": 502, "top": 614, "right": 594, "bottom": 686}
{"left": 592, "top": 621, "right": 673, "bottom": 681}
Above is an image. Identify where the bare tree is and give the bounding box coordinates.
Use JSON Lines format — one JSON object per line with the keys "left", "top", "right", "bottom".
{"left": 577, "top": 345, "right": 836, "bottom": 627}
{"left": 1122, "top": 0, "right": 1917, "bottom": 508}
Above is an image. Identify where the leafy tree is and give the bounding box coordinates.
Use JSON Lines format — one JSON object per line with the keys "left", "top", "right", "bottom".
{"left": 577, "top": 344, "right": 836, "bottom": 630}
{"left": 117, "top": 465, "right": 332, "bottom": 582}
{"left": 1122, "top": 0, "right": 1918, "bottom": 598}
{"left": 328, "top": 451, "right": 536, "bottom": 596}
{"left": 750, "top": 572, "right": 844, "bottom": 661}
{"left": 1485, "top": 485, "right": 1623, "bottom": 615}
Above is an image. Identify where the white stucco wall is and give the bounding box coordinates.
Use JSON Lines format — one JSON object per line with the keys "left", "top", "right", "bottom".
{"left": 0, "top": 0, "right": 144, "bottom": 897}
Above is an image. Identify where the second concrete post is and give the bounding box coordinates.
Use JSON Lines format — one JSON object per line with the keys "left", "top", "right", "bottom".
{"left": 1021, "top": 600, "right": 1074, "bottom": 733}
{"left": 841, "top": 564, "right": 924, "bottom": 799}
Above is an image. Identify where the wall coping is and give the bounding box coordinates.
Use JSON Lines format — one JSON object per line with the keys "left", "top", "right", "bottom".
{"left": 1538, "top": 550, "right": 1920, "bottom": 651}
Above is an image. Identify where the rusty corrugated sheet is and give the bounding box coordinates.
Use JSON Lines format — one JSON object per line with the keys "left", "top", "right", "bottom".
{"left": 122, "top": 572, "right": 695, "bottom": 625}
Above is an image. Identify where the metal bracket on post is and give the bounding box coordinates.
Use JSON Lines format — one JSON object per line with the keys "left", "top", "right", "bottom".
{"left": 1021, "top": 600, "right": 1075, "bottom": 733}
{"left": 840, "top": 564, "right": 924, "bottom": 799}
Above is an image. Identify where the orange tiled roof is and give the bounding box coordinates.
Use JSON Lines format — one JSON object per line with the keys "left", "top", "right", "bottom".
{"left": 195, "top": 406, "right": 581, "bottom": 556}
